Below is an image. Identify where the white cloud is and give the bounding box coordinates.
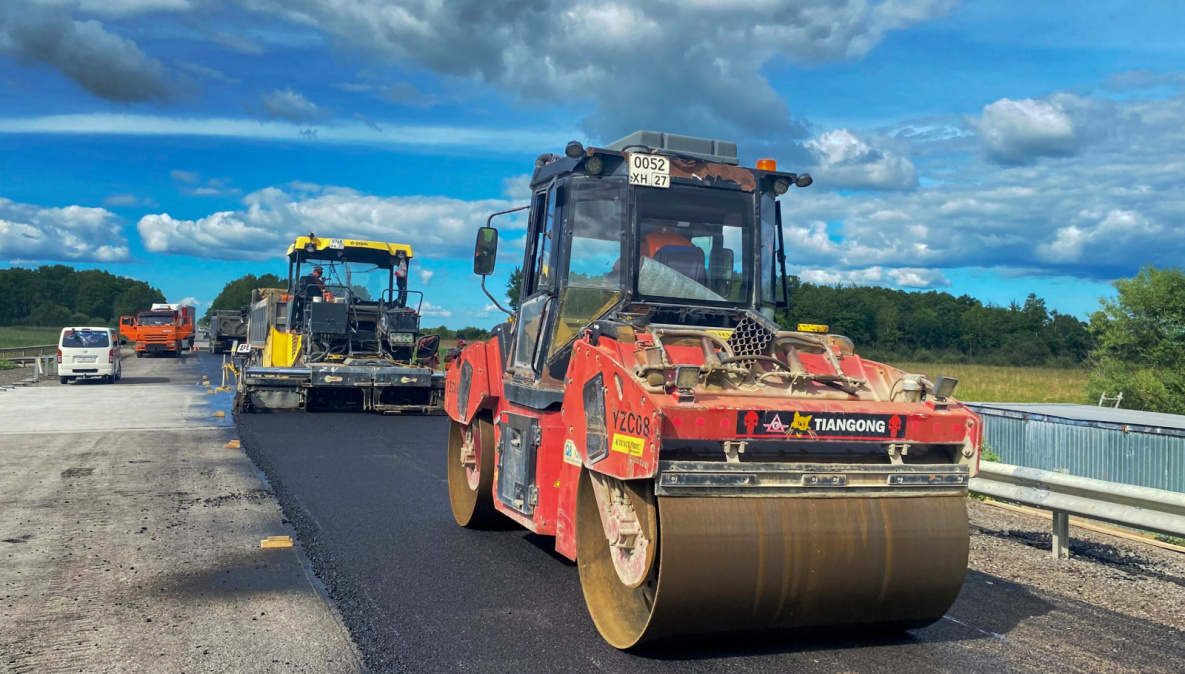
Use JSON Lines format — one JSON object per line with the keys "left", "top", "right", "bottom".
{"left": 0, "top": 195, "right": 130, "bottom": 262}
{"left": 502, "top": 174, "right": 532, "bottom": 200}
{"left": 136, "top": 183, "right": 527, "bottom": 261}
{"left": 794, "top": 265, "right": 948, "bottom": 289}
{"left": 887, "top": 267, "right": 950, "bottom": 288}
{"left": 418, "top": 269, "right": 434, "bottom": 286}
{"left": 175, "top": 296, "right": 204, "bottom": 307}
{"left": 420, "top": 301, "right": 451, "bottom": 318}
{"left": 798, "top": 267, "right": 887, "bottom": 286}
{"left": 1039, "top": 209, "right": 1161, "bottom": 264}
{"left": 257, "top": 88, "right": 329, "bottom": 124}
{"left": 805, "top": 129, "right": 918, "bottom": 191}
{"left": 0, "top": 113, "right": 578, "bottom": 152}
{"left": 974, "top": 97, "right": 1079, "bottom": 165}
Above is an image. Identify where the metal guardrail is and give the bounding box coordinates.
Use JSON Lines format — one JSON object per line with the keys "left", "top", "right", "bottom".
{"left": 970, "top": 462, "right": 1185, "bottom": 558}
{"left": 0, "top": 344, "right": 56, "bottom": 359}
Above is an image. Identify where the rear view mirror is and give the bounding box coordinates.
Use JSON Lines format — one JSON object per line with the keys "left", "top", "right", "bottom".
{"left": 474, "top": 227, "right": 499, "bottom": 276}
{"left": 416, "top": 334, "right": 440, "bottom": 360}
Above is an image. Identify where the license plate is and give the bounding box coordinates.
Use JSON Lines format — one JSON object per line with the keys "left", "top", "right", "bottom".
{"left": 389, "top": 333, "right": 414, "bottom": 344}
{"left": 330, "top": 238, "right": 344, "bottom": 249}
{"left": 74, "top": 356, "right": 96, "bottom": 363}
{"left": 627, "top": 153, "right": 670, "bottom": 188}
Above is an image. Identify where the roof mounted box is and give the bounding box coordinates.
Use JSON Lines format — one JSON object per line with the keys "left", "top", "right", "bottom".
{"left": 604, "top": 130, "right": 738, "bottom": 165}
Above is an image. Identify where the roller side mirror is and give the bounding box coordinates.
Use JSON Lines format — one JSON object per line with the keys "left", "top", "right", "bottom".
{"left": 474, "top": 227, "right": 499, "bottom": 275}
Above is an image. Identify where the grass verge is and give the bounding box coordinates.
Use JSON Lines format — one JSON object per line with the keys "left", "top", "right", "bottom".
{"left": 889, "top": 361, "right": 1088, "bottom": 403}
{"left": 0, "top": 327, "right": 64, "bottom": 350}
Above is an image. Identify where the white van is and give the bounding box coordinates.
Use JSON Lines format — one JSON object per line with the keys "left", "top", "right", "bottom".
{"left": 58, "top": 327, "right": 122, "bottom": 384}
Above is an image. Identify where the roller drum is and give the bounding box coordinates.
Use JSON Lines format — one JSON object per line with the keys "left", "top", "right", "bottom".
{"left": 578, "top": 472, "right": 969, "bottom": 649}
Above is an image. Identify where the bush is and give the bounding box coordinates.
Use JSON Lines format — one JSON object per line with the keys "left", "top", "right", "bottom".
{"left": 980, "top": 443, "right": 1001, "bottom": 462}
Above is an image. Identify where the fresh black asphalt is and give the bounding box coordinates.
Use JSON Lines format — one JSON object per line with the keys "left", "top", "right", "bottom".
{"left": 203, "top": 353, "right": 1185, "bottom": 673}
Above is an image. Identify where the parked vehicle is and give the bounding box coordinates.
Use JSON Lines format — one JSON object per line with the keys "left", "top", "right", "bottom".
{"left": 119, "top": 303, "right": 195, "bottom": 357}
{"left": 209, "top": 310, "right": 247, "bottom": 354}
{"left": 58, "top": 327, "right": 121, "bottom": 384}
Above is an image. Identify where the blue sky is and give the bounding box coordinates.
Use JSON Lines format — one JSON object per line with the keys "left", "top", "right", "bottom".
{"left": 2, "top": 0, "right": 1184, "bottom": 326}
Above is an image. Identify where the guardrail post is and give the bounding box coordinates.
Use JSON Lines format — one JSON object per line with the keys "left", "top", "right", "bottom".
{"left": 33, "top": 357, "right": 41, "bottom": 383}
{"left": 1051, "top": 510, "right": 1070, "bottom": 559}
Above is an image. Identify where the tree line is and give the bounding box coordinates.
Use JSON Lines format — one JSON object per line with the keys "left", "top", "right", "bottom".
{"left": 210, "top": 264, "right": 1184, "bottom": 414}
{"left": 779, "top": 279, "right": 1090, "bottom": 367}
{"left": 0, "top": 265, "right": 166, "bottom": 327}
{"left": 506, "top": 267, "right": 1091, "bottom": 367}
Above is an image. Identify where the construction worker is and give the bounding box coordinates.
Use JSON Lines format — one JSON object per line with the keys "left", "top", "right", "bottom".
{"left": 298, "top": 265, "right": 334, "bottom": 301}
{"left": 444, "top": 338, "right": 467, "bottom": 370}
{"left": 641, "top": 221, "right": 693, "bottom": 258}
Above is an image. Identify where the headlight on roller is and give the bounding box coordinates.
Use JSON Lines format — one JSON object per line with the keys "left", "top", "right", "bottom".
{"left": 675, "top": 365, "right": 700, "bottom": 390}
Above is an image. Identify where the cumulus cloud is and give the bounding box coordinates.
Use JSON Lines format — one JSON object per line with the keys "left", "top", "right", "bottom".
{"left": 420, "top": 301, "right": 451, "bottom": 318}
{"left": 795, "top": 266, "right": 948, "bottom": 289}
{"left": 502, "top": 174, "right": 532, "bottom": 200}
{"left": 418, "top": 269, "right": 434, "bottom": 286}
{"left": 0, "top": 196, "right": 130, "bottom": 262}
{"left": 1038, "top": 209, "right": 1161, "bottom": 264}
{"left": 176, "top": 296, "right": 204, "bottom": 307}
{"left": 776, "top": 89, "right": 1185, "bottom": 282}
{"left": 888, "top": 267, "right": 950, "bottom": 288}
{"left": 973, "top": 97, "right": 1079, "bottom": 165}
{"left": 136, "top": 183, "right": 525, "bottom": 261}
{"left": 0, "top": 1, "right": 175, "bottom": 102}
{"left": 239, "top": 0, "right": 952, "bottom": 141}
{"left": 256, "top": 88, "right": 329, "bottom": 124}
{"left": 805, "top": 129, "right": 918, "bottom": 191}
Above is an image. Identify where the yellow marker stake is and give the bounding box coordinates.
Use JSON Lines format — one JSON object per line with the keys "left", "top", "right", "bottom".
{"left": 213, "top": 411, "right": 226, "bottom": 418}
{"left": 261, "top": 536, "right": 293, "bottom": 549}
{"left": 224, "top": 439, "right": 241, "bottom": 449}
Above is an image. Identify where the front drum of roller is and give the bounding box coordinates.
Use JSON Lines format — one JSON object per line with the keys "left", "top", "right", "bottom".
{"left": 577, "top": 471, "right": 969, "bottom": 649}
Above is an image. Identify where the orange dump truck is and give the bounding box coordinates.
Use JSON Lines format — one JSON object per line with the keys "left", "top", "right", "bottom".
{"left": 119, "top": 303, "right": 195, "bottom": 358}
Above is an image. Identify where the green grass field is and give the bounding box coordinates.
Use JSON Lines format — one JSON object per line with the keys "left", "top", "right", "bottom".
{"left": 0, "top": 327, "right": 65, "bottom": 350}
{"left": 890, "top": 362, "right": 1089, "bottom": 404}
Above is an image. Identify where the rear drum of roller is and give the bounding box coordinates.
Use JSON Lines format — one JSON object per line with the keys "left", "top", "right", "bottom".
{"left": 577, "top": 470, "right": 969, "bottom": 649}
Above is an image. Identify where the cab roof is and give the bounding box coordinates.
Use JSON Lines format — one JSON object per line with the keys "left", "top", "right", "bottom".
{"left": 286, "top": 235, "right": 414, "bottom": 267}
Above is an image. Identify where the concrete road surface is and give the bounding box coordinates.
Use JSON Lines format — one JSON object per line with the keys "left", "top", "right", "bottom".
{"left": 0, "top": 348, "right": 361, "bottom": 673}
{"left": 225, "top": 350, "right": 1185, "bottom": 674}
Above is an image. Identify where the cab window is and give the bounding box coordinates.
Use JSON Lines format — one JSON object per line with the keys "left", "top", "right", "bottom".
{"left": 61, "top": 329, "right": 110, "bottom": 348}
{"left": 529, "top": 184, "right": 562, "bottom": 294}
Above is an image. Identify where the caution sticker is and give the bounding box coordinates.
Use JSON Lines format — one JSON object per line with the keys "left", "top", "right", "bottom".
{"left": 611, "top": 433, "right": 645, "bottom": 457}
{"left": 563, "top": 439, "right": 582, "bottom": 466}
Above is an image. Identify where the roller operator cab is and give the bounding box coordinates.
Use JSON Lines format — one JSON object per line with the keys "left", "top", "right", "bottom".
{"left": 445, "top": 131, "right": 983, "bottom": 648}
{"left": 233, "top": 235, "right": 445, "bottom": 413}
